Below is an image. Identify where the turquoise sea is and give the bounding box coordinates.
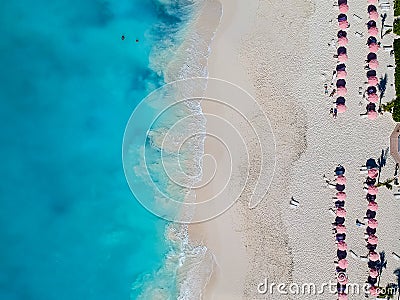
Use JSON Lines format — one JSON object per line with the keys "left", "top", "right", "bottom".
{"left": 0, "top": 0, "right": 201, "bottom": 299}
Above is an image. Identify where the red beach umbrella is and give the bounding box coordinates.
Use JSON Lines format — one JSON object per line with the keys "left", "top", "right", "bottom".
{"left": 368, "top": 27, "right": 378, "bottom": 36}
{"left": 338, "top": 293, "right": 348, "bottom": 300}
{"left": 339, "top": 4, "right": 349, "bottom": 13}
{"left": 338, "top": 259, "right": 349, "bottom": 269}
{"left": 338, "top": 53, "right": 348, "bottom": 62}
{"left": 338, "top": 36, "right": 348, "bottom": 46}
{"left": 336, "top": 207, "right": 347, "bottom": 217}
{"left": 369, "top": 43, "right": 379, "bottom": 52}
{"left": 336, "top": 192, "right": 347, "bottom": 200}
{"left": 339, "top": 20, "right": 349, "bottom": 29}
{"left": 368, "top": 76, "right": 379, "bottom": 86}
{"left": 337, "top": 104, "right": 347, "bottom": 113}
{"left": 337, "top": 241, "right": 348, "bottom": 251}
{"left": 368, "top": 201, "right": 378, "bottom": 211}
{"left": 369, "top": 252, "right": 380, "bottom": 261}
{"left": 336, "top": 175, "right": 347, "bottom": 185}
{"left": 368, "top": 219, "right": 378, "bottom": 229}
{"left": 369, "top": 286, "right": 378, "bottom": 296}
{"left": 367, "top": 186, "right": 378, "bottom": 195}
{"left": 369, "top": 11, "right": 379, "bottom": 20}
{"left": 367, "top": 93, "right": 379, "bottom": 103}
{"left": 367, "top": 110, "right": 378, "bottom": 120}
{"left": 369, "top": 268, "right": 379, "bottom": 278}
{"left": 337, "top": 86, "right": 347, "bottom": 96}
{"left": 337, "top": 70, "right": 347, "bottom": 78}
{"left": 369, "top": 59, "right": 379, "bottom": 69}
{"left": 368, "top": 168, "right": 378, "bottom": 178}
{"left": 336, "top": 224, "right": 347, "bottom": 234}
{"left": 368, "top": 235, "right": 378, "bottom": 245}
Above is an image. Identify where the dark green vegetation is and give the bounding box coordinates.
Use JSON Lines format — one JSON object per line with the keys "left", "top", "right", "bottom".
{"left": 395, "top": 0, "right": 400, "bottom": 16}
{"left": 389, "top": 39, "right": 400, "bottom": 121}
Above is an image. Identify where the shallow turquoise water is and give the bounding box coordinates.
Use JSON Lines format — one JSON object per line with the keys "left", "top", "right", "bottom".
{"left": 0, "top": 1, "right": 193, "bottom": 299}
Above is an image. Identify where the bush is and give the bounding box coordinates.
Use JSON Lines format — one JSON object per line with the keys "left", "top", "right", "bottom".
{"left": 393, "top": 98, "right": 400, "bottom": 122}
{"left": 396, "top": 0, "right": 400, "bottom": 16}
{"left": 394, "top": 19, "right": 400, "bottom": 35}
{"left": 394, "top": 39, "right": 400, "bottom": 96}
{"left": 390, "top": 39, "right": 400, "bottom": 122}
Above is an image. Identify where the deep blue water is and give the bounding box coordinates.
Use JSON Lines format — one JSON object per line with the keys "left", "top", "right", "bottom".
{"left": 0, "top": 1, "right": 192, "bottom": 299}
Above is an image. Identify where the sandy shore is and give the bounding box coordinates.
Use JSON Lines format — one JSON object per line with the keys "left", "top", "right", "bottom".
{"left": 188, "top": 0, "right": 400, "bottom": 299}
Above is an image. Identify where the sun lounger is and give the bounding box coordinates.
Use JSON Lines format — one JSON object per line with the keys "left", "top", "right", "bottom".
{"left": 360, "top": 166, "right": 368, "bottom": 174}
{"left": 393, "top": 252, "right": 400, "bottom": 261}
{"left": 353, "top": 14, "right": 363, "bottom": 22}
{"left": 380, "top": 4, "right": 390, "bottom": 10}
{"left": 350, "top": 250, "right": 359, "bottom": 259}
{"left": 290, "top": 197, "right": 299, "bottom": 208}
{"left": 360, "top": 255, "right": 368, "bottom": 262}
{"left": 355, "top": 32, "right": 364, "bottom": 38}
{"left": 383, "top": 45, "right": 393, "bottom": 52}
{"left": 329, "top": 208, "right": 336, "bottom": 216}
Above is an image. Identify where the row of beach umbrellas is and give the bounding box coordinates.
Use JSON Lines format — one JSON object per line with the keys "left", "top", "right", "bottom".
{"left": 335, "top": 2, "right": 349, "bottom": 116}
{"left": 364, "top": 3, "right": 380, "bottom": 120}
{"left": 363, "top": 158, "right": 381, "bottom": 297}
{"left": 333, "top": 165, "right": 349, "bottom": 300}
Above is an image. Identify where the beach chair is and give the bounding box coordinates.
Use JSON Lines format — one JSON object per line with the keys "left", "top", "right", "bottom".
{"left": 360, "top": 166, "right": 368, "bottom": 174}
{"left": 360, "top": 255, "right": 369, "bottom": 262}
{"left": 350, "top": 250, "right": 359, "bottom": 260}
{"left": 290, "top": 197, "right": 299, "bottom": 208}
{"left": 383, "top": 45, "right": 393, "bottom": 52}
{"left": 392, "top": 252, "right": 400, "bottom": 261}
{"left": 355, "top": 31, "right": 363, "bottom": 38}
{"left": 352, "top": 14, "right": 363, "bottom": 22}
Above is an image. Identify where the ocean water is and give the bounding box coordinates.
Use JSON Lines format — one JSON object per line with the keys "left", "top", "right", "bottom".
{"left": 0, "top": 0, "right": 205, "bottom": 299}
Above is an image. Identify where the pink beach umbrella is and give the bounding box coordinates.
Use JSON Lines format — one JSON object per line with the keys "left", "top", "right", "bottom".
{"left": 369, "top": 43, "right": 379, "bottom": 53}
{"left": 339, "top": 20, "right": 349, "bottom": 29}
{"left": 368, "top": 0, "right": 377, "bottom": 3}
{"left": 337, "top": 104, "right": 347, "bottom": 113}
{"left": 336, "top": 224, "right": 347, "bottom": 234}
{"left": 337, "top": 241, "right": 348, "bottom": 251}
{"left": 336, "top": 207, "right": 347, "bottom": 217}
{"left": 336, "top": 175, "right": 347, "bottom": 185}
{"left": 367, "top": 186, "right": 378, "bottom": 195}
{"left": 369, "top": 286, "right": 379, "bottom": 296}
{"left": 337, "top": 86, "right": 347, "bottom": 96}
{"left": 369, "top": 59, "right": 379, "bottom": 69}
{"left": 368, "top": 201, "right": 378, "bottom": 211}
{"left": 338, "top": 36, "right": 348, "bottom": 46}
{"left": 368, "top": 168, "right": 378, "bottom": 178}
{"left": 338, "top": 53, "right": 348, "bottom": 62}
{"left": 368, "top": 235, "right": 378, "bottom": 245}
{"left": 367, "top": 93, "right": 379, "bottom": 103}
{"left": 369, "top": 252, "right": 380, "bottom": 261}
{"left": 368, "top": 218, "right": 378, "bottom": 229}
{"left": 337, "top": 70, "right": 347, "bottom": 79}
{"left": 336, "top": 192, "right": 347, "bottom": 200}
{"left": 338, "top": 293, "right": 348, "bottom": 300}
{"left": 338, "top": 259, "right": 349, "bottom": 269}
{"left": 368, "top": 27, "right": 379, "bottom": 36}
{"left": 339, "top": 4, "right": 349, "bottom": 13}
{"left": 367, "top": 110, "right": 378, "bottom": 120}
{"left": 369, "top": 11, "right": 379, "bottom": 20}
{"left": 369, "top": 268, "right": 379, "bottom": 278}
{"left": 368, "top": 76, "right": 379, "bottom": 86}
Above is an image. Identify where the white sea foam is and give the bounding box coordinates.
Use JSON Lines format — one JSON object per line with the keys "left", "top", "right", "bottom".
{"left": 132, "top": 0, "right": 223, "bottom": 299}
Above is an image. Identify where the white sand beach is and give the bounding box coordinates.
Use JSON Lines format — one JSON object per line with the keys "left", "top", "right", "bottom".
{"left": 187, "top": 0, "right": 400, "bottom": 299}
